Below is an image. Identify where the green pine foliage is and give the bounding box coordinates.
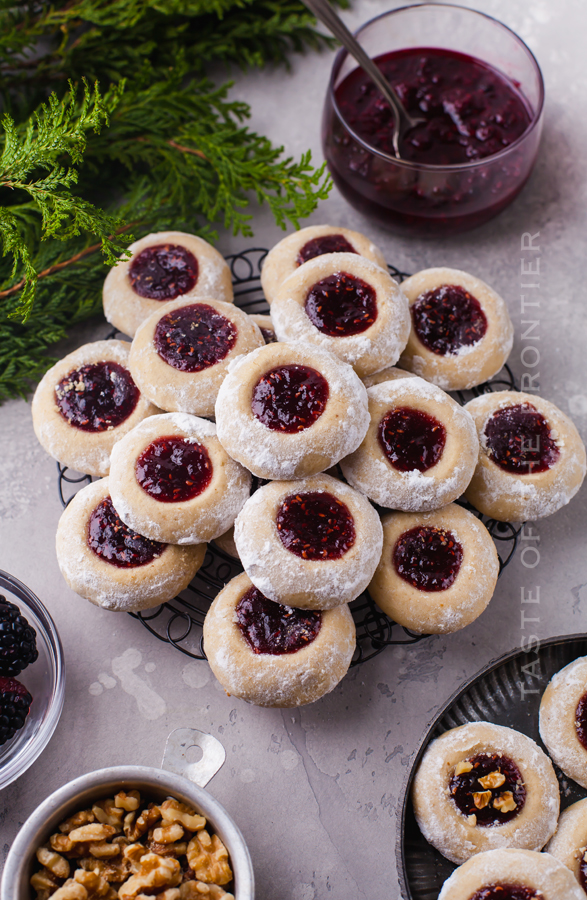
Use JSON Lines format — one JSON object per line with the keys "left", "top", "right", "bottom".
{"left": 0, "top": 0, "right": 345, "bottom": 401}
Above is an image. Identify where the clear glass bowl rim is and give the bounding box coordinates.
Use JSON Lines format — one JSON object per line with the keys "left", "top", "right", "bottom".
{"left": 0, "top": 570, "right": 66, "bottom": 789}
{"left": 327, "top": 1, "right": 546, "bottom": 172}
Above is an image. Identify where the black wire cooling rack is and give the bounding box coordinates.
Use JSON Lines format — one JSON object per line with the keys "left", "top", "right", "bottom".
{"left": 56, "top": 247, "right": 522, "bottom": 666}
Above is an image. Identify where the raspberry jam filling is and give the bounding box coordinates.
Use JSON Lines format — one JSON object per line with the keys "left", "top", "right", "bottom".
{"left": 304, "top": 272, "right": 377, "bottom": 337}
{"left": 469, "top": 888, "right": 541, "bottom": 900}
{"left": 393, "top": 526, "right": 463, "bottom": 592}
{"left": 251, "top": 365, "right": 329, "bottom": 433}
{"left": 235, "top": 586, "right": 322, "bottom": 655}
{"left": 297, "top": 234, "right": 357, "bottom": 265}
{"left": 276, "top": 491, "right": 356, "bottom": 560}
{"left": 154, "top": 303, "right": 237, "bottom": 372}
{"left": 574, "top": 692, "right": 587, "bottom": 751}
{"left": 412, "top": 284, "right": 488, "bottom": 356}
{"left": 335, "top": 47, "right": 532, "bottom": 166}
{"left": 136, "top": 436, "right": 213, "bottom": 503}
{"left": 449, "top": 753, "right": 526, "bottom": 827}
{"left": 55, "top": 362, "right": 140, "bottom": 432}
{"left": 129, "top": 244, "right": 198, "bottom": 300}
{"left": 483, "top": 403, "right": 560, "bottom": 474}
{"left": 87, "top": 497, "right": 165, "bottom": 568}
{"left": 378, "top": 407, "right": 446, "bottom": 472}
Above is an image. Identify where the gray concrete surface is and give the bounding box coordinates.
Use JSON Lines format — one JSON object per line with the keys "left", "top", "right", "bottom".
{"left": 1, "top": 2, "right": 585, "bottom": 897}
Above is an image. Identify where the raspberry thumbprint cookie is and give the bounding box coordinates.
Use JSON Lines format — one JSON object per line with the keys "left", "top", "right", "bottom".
{"left": 340, "top": 375, "right": 478, "bottom": 511}
{"left": 464, "top": 391, "right": 586, "bottom": 521}
{"left": 271, "top": 252, "right": 410, "bottom": 378}
{"left": 56, "top": 479, "right": 205, "bottom": 612}
{"left": 234, "top": 473, "right": 383, "bottom": 610}
{"left": 103, "top": 231, "right": 233, "bottom": 337}
{"left": 32, "top": 340, "right": 158, "bottom": 477}
{"left": 109, "top": 413, "right": 251, "bottom": 545}
{"left": 369, "top": 504, "right": 499, "bottom": 634}
{"left": 203, "top": 573, "right": 355, "bottom": 707}
{"left": 129, "top": 297, "right": 264, "bottom": 418}
{"left": 214, "top": 342, "right": 369, "bottom": 480}
{"left": 399, "top": 267, "right": 514, "bottom": 391}
{"left": 260, "top": 224, "right": 387, "bottom": 306}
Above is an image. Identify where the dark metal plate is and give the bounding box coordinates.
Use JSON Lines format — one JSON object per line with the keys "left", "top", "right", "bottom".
{"left": 398, "top": 634, "right": 587, "bottom": 900}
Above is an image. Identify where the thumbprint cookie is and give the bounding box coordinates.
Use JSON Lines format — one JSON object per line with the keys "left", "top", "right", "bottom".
{"left": 339, "top": 375, "right": 478, "bottom": 511}
{"left": 398, "top": 267, "right": 514, "bottom": 391}
{"left": 234, "top": 474, "right": 383, "bottom": 610}
{"left": 109, "top": 413, "right": 251, "bottom": 545}
{"left": 103, "top": 231, "right": 233, "bottom": 337}
{"left": 56, "top": 478, "right": 205, "bottom": 612}
{"left": 214, "top": 341, "right": 369, "bottom": 480}
{"left": 203, "top": 572, "right": 355, "bottom": 707}
{"left": 412, "top": 722, "right": 560, "bottom": 865}
{"left": 464, "top": 391, "right": 586, "bottom": 521}
{"left": 437, "top": 849, "right": 584, "bottom": 900}
{"left": 271, "top": 253, "right": 410, "bottom": 378}
{"left": 539, "top": 656, "right": 587, "bottom": 790}
{"left": 260, "top": 224, "right": 387, "bottom": 305}
{"left": 545, "top": 798, "right": 587, "bottom": 891}
{"left": 369, "top": 504, "right": 499, "bottom": 634}
{"left": 129, "top": 297, "right": 264, "bottom": 417}
{"left": 32, "top": 340, "right": 158, "bottom": 477}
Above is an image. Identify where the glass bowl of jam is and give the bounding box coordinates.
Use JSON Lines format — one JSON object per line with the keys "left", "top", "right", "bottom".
{"left": 322, "top": 3, "right": 544, "bottom": 235}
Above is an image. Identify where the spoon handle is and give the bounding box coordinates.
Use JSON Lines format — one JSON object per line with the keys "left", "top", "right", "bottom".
{"left": 302, "top": 0, "right": 408, "bottom": 154}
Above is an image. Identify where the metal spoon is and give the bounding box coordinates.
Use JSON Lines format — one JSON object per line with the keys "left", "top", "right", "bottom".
{"left": 302, "top": 0, "right": 423, "bottom": 158}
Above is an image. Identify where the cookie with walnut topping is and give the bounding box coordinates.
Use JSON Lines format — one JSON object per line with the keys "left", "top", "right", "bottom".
{"left": 412, "top": 722, "right": 559, "bottom": 865}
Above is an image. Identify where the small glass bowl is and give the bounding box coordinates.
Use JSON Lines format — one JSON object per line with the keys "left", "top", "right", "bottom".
{"left": 0, "top": 571, "right": 65, "bottom": 789}
{"left": 322, "top": 3, "right": 545, "bottom": 236}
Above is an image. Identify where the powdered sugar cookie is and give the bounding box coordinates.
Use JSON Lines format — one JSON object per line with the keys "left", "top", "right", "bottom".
{"left": 398, "top": 267, "right": 513, "bottom": 391}
{"left": 129, "top": 297, "right": 264, "bottom": 417}
{"left": 464, "top": 391, "right": 586, "bottom": 521}
{"left": 545, "top": 798, "right": 587, "bottom": 891}
{"left": 412, "top": 722, "right": 560, "bottom": 865}
{"left": 369, "top": 504, "right": 499, "bottom": 634}
{"left": 32, "top": 340, "right": 159, "bottom": 477}
{"left": 260, "top": 224, "right": 387, "bottom": 305}
{"left": 271, "top": 253, "right": 410, "bottom": 378}
{"left": 539, "top": 656, "right": 587, "bottom": 790}
{"left": 109, "top": 413, "right": 251, "bottom": 545}
{"left": 339, "top": 375, "right": 478, "bottom": 511}
{"left": 203, "top": 572, "right": 355, "bottom": 707}
{"left": 234, "top": 474, "right": 383, "bottom": 610}
{"left": 56, "top": 478, "right": 205, "bottom": 612}
{"left": 214, "top": 341, "right": 369, "bottom": 480}
{"left": 437, "top": 849, "right": 584, "bottom": 900}
{"left": 103, "top": 231, "right": 233, "bottom": 337}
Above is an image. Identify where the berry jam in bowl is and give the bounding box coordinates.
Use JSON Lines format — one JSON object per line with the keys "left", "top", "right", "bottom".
{"left": 0, "top": 571, "right": 65, "bottom": 789}
{"left": 322, "top": 3, "right": 544, "bottom": 236}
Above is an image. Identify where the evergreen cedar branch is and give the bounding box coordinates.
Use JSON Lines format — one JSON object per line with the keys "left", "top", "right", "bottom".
{"left": 0, "top": 0, "right": 347, "bottom": 401}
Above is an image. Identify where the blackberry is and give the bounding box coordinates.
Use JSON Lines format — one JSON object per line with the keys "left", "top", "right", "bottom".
{"left": 0, "top": 595, "right": 38, "bottom": 676}
{"left": 0, "top": 676, "right": 33, "bottom": 745}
